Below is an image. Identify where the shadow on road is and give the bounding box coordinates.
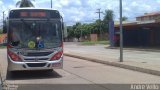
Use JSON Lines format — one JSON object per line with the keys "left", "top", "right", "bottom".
{"left": 6, "top": 70, "right": 62, "bottom": 80}
{"left": 17, "top": 84, "right": 109, "bottom": 90}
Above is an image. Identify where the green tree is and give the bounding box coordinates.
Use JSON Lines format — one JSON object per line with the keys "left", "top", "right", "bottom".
{"left": 72, "top": 22, "right": 81, "bottom": 30}
{"left": 103, "top": 9, "right": 114, "bottom": 22}
{"left": 122, "top": 16, "right": 128, "bottom": 21}
{"left": 0, "top": 29, "right": 2, "bottom": 34}
{"left": 80, "top": 24, "right": 90, "bottom": 36}
{"left": 73, "top": 22, "right": 82, "bottom": 41}
{"left": 67, "top": 26, "right": 74, "bottom": 38}
{"left": 16, "top": 0, "right": 35, "bottom": 7}
{"left": 93, "top": 20, "right": 101, "bottom": 34}
{"left": 67, "top": 21, "right": 103, "bottom": 41}
{"left": 103, "top": 9, "right": 114, "bottom": 32}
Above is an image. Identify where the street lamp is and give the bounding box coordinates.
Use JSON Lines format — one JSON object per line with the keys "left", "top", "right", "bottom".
{"left": 119, "top": 0, "right": 123, "bottom": 62}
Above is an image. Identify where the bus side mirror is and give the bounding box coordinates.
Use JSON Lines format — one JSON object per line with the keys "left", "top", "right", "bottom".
{"left": 62, "top": 22, "right": 64, "bottom": 30}
{"left": 3, "top": 19, "right": 8, "bottom": 34}
{"left": 60, "top": 16, "right": 64, "bottom": 30}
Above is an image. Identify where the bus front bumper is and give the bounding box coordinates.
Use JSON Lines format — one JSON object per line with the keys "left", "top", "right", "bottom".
{"left": 7, "top": 58, "right": 63, "bottom": 71}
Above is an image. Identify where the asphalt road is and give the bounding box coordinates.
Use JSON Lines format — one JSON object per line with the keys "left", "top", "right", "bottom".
{"left": 0, "top": 49, "right": 160, "bottom": 90}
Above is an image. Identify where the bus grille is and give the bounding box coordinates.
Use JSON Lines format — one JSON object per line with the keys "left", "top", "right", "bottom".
{"left": 27, "top": 63, "right": 46, "bottom": 67}
{"left": 24, "top": 52, "right": 53, "bottom": 56}
{"left": 24, "top": 58, "right": 49, "bottom": 61}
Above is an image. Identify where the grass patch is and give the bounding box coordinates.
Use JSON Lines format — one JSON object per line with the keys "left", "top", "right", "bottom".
{"left": 81, "top": 41, "right": 96, "bottom": 45}
{"left": 0, "top": 46, "right": 6, "bottom": 49}
{"left": 0, "top": 34, "right": 2, "bottom": 37}
{"left": 81, "top": 41, "right": 109, "bottom": 45}
{"left": 98, "top": 41, "right": 110, "bottom": 45}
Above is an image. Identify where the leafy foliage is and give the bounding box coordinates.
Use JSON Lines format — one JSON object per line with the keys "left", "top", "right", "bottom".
{"left": 0, "top": 29, "right": 3, "bottom": 34}
{"left": 122, "top": 16, "right": 128, "bottom": 21}
{"left": 16, "top": 0, "right": 35, "bottom": 7}
{"left": 67, "top": 9, "right": 115, "bottom": 40}
{"left": 103, "top": 9, "right": 114, "bottom": 22}
{"left": 103, "top": 9, "right": 114, "bottom": 33}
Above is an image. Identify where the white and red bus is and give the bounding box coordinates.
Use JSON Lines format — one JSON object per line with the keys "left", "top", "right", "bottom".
{"left": 5, "top": 8, "right": 63, "bottom": 72}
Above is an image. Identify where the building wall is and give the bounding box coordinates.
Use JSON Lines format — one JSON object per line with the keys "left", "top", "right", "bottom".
{"left": 114, "top": 12, "right": 160, "bottom": 47}
{"left": 136, "top": 15, "right": 160, "bottom": 22}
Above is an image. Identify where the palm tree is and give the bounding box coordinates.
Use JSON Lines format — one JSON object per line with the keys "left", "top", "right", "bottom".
{"left": 16, "top": 0, "right": 35, "bottom": 8}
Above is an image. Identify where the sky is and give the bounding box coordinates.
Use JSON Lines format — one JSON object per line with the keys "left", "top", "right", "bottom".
{"left": 1, "top": 0, "right": 160, "bottom": 25}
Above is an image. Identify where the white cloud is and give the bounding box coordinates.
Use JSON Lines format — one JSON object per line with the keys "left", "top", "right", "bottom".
{"left": 59, "top": 0, "right": 69, "bottom": 6}
{"left": 2, "top": 0, "right": 160, "bottom": 25}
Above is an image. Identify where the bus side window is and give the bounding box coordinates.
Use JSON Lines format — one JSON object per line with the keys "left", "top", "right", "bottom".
{"left": 48, "top": 23, "right": 56, "bottom": 36}
{"left": 53, "top": 24, "right": 56, "bottom": 36}
{"left": 11, "top": 27, "right": 20, "bottom": 46}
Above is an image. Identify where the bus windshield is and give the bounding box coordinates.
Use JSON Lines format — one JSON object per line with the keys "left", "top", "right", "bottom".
{"left": 9, "top": 20, "right": 62, "bottom": 49}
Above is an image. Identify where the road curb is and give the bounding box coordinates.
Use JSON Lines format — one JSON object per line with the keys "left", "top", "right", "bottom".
{"left": 106, "top": 47, "right": 160, "bottom": 52}
{"left": 64, "top": 53, "right": 160, "bottom": 76}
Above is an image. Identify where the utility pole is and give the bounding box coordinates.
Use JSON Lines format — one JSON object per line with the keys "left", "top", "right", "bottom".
{"left": 96, "top": 8, "right": 103, "bottom": 39}
{"left": 120, "top": 0, "right": 123, "bottom": 62}
{"left": 51, "top": 0, "right": 52, "bottom": 8}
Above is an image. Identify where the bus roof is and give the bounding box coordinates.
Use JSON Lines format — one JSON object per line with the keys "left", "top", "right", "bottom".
{"left": 8, "top": 8, "right": 62, "bottom": 19}
{"left": 10, "top": 8, "right": 58, "bottom": 11}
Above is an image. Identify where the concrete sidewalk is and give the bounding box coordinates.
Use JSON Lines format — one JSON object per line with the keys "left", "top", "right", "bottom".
{"left": 64, "top": 42, "right": 160, "bottom": 76}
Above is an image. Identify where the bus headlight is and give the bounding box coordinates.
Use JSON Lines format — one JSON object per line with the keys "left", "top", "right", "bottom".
{"left": 8, "top": 50, "right": 22, "bottom": 62}
{"left": 50, "top": 50, "right": 63, "bottom": 61}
